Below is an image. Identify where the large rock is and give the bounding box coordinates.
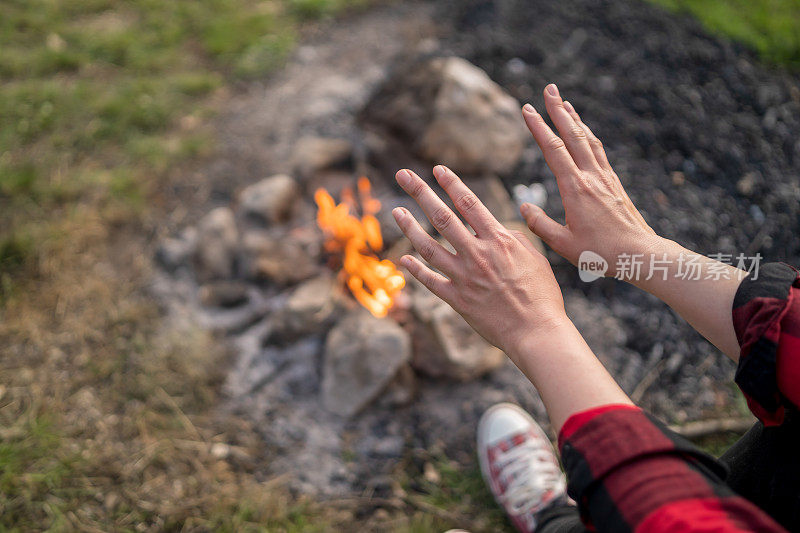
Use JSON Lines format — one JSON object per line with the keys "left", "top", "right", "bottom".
{"left": 238, "top": 174, "right": 299, "bottom": 224}
{"left": 409, "top": 279, "right": 506, "bottom": 381}
{"left": 273, "top": 274, "right": 339, "bottom": 339}
{"left": 290, "top": 136, "right": 354, "bottom": 179}
{"left": 239, "top": 231, "right": 317, "bottom": 285}
{"left": 195, "top": 207, "right": 239, "bottom": 280}
{"left": 362, "top": 57, "right": 528, "bottom": 175}
{"left": 322, "top": 310, "right": 411, "bottom": 418}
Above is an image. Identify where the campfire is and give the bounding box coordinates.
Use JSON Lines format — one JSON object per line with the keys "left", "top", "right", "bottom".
{"left": 314, "top": 177, "right": 405, "bottom": 318}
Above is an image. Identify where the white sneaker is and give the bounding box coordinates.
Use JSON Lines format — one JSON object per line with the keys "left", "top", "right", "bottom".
{"left": 477, "top": 403, "right": 568, "bottom": 533}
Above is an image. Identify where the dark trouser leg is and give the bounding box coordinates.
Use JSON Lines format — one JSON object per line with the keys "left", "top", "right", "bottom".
{"left": 534, "top": 503, "right": 585, "bottom": 533}
{"left": 718, "top": 407, "right": 800, "bottom": 531}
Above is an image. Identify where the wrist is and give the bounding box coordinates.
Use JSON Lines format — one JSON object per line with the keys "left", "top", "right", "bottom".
{"left": 617, "top": 235, "right": 683, "bottom": 290}
{"left": 508, "top": 317, "right": 633, "bottom": 431}
{"left": 630, "top": 234, "right": 679, "bottom": 275}
{"left": 589, "top": 232, "right": 669, "bottom": 281}
{"left": 506, "top": 315, "right": 578, "bottom": 372}
{"left": 621, "top": 232, "right": 673, "bottom": 266}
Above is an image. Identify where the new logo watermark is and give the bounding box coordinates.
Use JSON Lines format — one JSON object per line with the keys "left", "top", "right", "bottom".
{"left": 577, "top": 250, "right": 761, "bottom": 283}
{"left": 578, "top": 250, "right": 608, "bottom": 282}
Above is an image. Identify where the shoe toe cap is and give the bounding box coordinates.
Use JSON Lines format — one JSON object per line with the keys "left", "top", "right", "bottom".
{"left": 479, "top": 404, "right": 534, "bottom": 445}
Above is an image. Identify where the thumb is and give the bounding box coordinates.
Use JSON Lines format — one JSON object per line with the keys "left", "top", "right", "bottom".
{"left": 520, "top": 203, "right": 569, "bottom": 253}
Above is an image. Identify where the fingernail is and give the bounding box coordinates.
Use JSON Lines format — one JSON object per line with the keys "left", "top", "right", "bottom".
{"left": 396, "top": 169, "right": 412, "bottom": 186}
{"left": 564, "top": 100, "right": 574, "bottom": 113}
{"left": 520, "top": 203, "right": 531, "bottom": 216}
{"left": 433, "top": 165, "right": 446, "bottom": 179}
{"left": 522, "top": 103, "right": 535, "bottom": 114}
{"left": 392, "top": 207, "right": 404, "bottom": 219}
{"left": 546, "top": 84, "right": 559, "bottom": 97}
{"left": 400, "top": 255, "right": 413, "bottom": 268}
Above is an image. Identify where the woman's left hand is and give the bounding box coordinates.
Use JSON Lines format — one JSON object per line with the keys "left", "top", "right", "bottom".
{"left": 392, "top": 165, "right": 568, "bottom": 359}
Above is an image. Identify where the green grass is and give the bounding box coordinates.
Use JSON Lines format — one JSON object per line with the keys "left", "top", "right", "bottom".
{"left": 692, "top": 431, "right": 746, "bottom": 457}
{"left": 649, "top": 0, "right": 800, "bottom": 68}
{"left": 0, "top": 0, "right": 362, "bottom": 284}
{"left": 0, "top": 0, "right": 275, "bottom": 221}
{"left": 394, "top": 451, "right": 514, "bottom": 532}
{"left": 0, "top": 416, "right": 84, "bottom": 530}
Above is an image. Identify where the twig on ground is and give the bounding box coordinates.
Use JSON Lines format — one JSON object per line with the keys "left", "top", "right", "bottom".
{"left": 155, "top": 386, "right": 203, "bottom": 441}
{"left": 668, "top": 417, "right": 756, "bottom": 439}
{"left": 630, "top": 359, "right": 666, "bottom": 403}
{"left": 404, "top": 494, "right": 464, "bottom": 523}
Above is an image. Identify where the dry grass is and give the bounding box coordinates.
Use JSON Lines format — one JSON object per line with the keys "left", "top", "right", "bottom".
{"left": 0, "top": 1, "right": 370, "bottom": 530}
{"left": 0, "top": 208, "right": 334, "bottom": 531}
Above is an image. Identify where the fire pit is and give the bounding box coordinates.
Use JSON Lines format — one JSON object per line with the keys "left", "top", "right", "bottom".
{"left": 150, "top": 0, "right": 800, "bottom": 497}
{"left": 153, "top": 51, "right": 538, "bottom": 493}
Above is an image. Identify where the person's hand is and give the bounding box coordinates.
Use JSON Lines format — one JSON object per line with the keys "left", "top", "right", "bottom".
{"left": 519, "top": 84, "right": 747, "bottom": 359}
{"left": 519, "top": 84, "right": 659, "bottom": 276}
{"left": 392, "top": 165, "right": 567, "bottom": 358}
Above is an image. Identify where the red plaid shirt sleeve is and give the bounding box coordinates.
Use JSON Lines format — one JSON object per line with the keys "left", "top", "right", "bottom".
{"left": 555, "top": 262, "right": 800, "bottom": 532}
{"left": 732, "top": 262, "right": 800, "bottom": 424}
{"left": 557, "top": 406, "right": 785, "bottom": 532}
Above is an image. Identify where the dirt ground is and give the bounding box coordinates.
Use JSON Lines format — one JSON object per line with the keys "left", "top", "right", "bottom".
{"left": 153, "top": 0, "right": 800, "bottom": 508}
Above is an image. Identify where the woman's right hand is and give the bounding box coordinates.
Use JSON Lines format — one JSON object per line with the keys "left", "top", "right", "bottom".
{"left": 521, "top": 84, "right": 746, "bottom": 360}
{"left": 519, "top": 84, "right": 660, "bottom": 277}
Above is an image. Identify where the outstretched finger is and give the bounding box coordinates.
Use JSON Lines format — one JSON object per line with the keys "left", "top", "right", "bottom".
{"left": 432, "top": 165, "right": 499, "bottom": 237}
{"left": 400, "top": 255, "right": 455, "bottom": 304}
{"left": 563, "top": 100, "right": 611, "bottom": 170}
{"left": 392, "top": 207, "right": 457, "bottom": 276}
{"left": 542, "top": 84, "right": 599, "bottom": 171}
{"left": 396, "top": 169, "right": 473, "bottom": 251}
{"left": 522, "top": 105, "right": 580, "bottom": 194}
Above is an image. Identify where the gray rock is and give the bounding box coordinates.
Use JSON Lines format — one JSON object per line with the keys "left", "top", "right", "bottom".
{"left": 238, "top": 174, "right": 299, "bottom": 224}
{"left": 377, "top": 363, "right": 417, "bottom": 408}
{"left": 199, "top": 290, "right": 270, "bottom": 334}
{"left": 322, "top": 309, "right": 411, "bottom": 418}
{"left": 195, "top": 207, "right": 238, "bottom": 281}
{"left": 239, "top": 231, "right": 318, "bottom": 285}
{"left": 362, "top": 56, "right": 528, "bottom": 175}
{"left": 409, "top": 279, "right": 506, "bottom": 381}
{"left": 512, "top": 182, "right": 548, "bottom": 210}
{"left": 199, "top": 280, "right": 250, "bottom": 308}
{"left": 290, "top": 136, "right": 354, "bottom": 179}
{"left": 156, "top": 227, "right": 198, "bottom": 272}
{"left": 273, "top": 274, "right": 339, "bottom": 338}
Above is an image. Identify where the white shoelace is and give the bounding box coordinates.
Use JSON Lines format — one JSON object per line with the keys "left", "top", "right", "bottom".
{"left": 494, "top": 439, "right": 563, "bottom": 515}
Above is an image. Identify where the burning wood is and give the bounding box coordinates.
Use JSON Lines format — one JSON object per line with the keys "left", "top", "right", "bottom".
{"left": 314, "top": 177, "right": 405, "bottom": 317}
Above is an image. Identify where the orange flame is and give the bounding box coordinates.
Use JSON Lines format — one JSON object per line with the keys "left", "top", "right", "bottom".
{"left": 315, "top": 177, "right": 405, "bottom": 317}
